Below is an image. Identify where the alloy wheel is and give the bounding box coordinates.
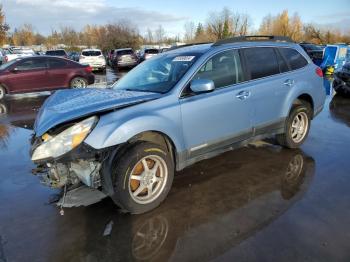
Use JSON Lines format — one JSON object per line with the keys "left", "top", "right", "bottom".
{"left": 128, "top": 155, "right": 168, "bottom": 205}
{"left": 290, "top": 112, "right": 309, "bottom": 143}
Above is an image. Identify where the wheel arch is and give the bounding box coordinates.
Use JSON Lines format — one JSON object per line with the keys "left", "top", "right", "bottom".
{"left": 0, "top": 83, "right": 9, "bottom": 94}
{"left": 127, "top": 130, "right": 178, "bottom": 168}
{"left": 287, "top": 93, "right": 315, "bottom": 119}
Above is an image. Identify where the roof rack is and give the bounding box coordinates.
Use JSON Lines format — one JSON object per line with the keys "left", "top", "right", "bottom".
{"left": 167, "top": 42, "right": 212, "bottom": 51}
{"left": 213, "top": 35, "right": 294, "bottom": 46}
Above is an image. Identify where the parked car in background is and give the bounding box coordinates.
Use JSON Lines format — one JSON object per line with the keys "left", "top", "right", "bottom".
{"left": 0, "top": 49, "right": 5, "bottom": 65}
{"left": 111, "top": 48, "right": 138, "bottom": 69}
{"left": 0, "top": 56, "right": 94, "bottom": 100}
{"left": 139, "top": 48, "right": 159, "bottom": 62}
{"left": 160, "top": 47, "right": 170, "bottom": 53}
{"left": 79, "top": 49, "right": 106, "bottom": 71}
{"left": 299, "top": 43, "right": 324, "bottom": 66}
{"left": 30, "top": 36, "right": 325, "bottom": 214}
{"left": 45, "top": 49, "right": 68, "bottom": 59}
{"left": 333, "top": 62, "right": 350, "bottom": 97}
{"left": 4, "top": 48, "right": 35, "bottom": 63}
{"left": 68, "top": 51, "right": 80, "bottom": 62}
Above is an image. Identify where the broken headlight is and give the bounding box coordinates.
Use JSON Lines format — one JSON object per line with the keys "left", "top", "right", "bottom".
{"left": 31, "top": 116, "right": 97, "bottom": 161}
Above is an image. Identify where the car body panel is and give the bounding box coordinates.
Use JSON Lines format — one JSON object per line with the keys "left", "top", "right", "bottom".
{"left": 180, "top": 84, "right": 253, "bottom": 158}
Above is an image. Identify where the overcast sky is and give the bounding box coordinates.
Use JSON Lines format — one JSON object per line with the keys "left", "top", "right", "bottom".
{"left": 2, "top": 0, "right": 350, "bottom": 37}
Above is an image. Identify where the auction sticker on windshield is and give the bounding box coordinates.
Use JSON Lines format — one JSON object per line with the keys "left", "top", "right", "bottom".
{"left": 173, "top": 56, "right": 195, "bottom": 62}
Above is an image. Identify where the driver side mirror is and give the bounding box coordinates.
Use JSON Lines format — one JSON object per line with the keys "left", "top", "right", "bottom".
{"left": 190, "top": 79, "right": 215, "bottom": 94}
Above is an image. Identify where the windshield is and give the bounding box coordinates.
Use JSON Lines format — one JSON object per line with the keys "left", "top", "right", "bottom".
{"left": 113, "top": 53, "right": 200, "bottom": 93}
{"left": 145, "top": 49, "right": 159, "bottom": 54}
{"left": 303, "top": 44, "right": 323, "bottom": 51}
{"left": 117, "top": 50, "right": 133, "bottom": 55}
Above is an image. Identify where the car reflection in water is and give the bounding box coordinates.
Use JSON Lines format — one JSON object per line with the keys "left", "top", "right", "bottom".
{"left": 47, "top": 144, "right": 315, "bottom": 262}
{"left": 0, "top": 95, "right": 48, "bottom": 130}
{"left": 329, "top": 94, "right": 350, "bottom": 127}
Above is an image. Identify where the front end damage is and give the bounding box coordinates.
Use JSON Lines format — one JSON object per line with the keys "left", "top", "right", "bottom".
{"left": 31, "top": 136, "right": 117, "bottom": 211}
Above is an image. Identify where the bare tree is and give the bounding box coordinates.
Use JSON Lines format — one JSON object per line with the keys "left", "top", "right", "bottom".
{"left": 154, "top": 25, "right": 165, "bottom": 44}
{"left": 146, "top": 28, "right": 153, "bottom": 44}
{"left": 184, "top": 21, "right": 195, "bottom": 43}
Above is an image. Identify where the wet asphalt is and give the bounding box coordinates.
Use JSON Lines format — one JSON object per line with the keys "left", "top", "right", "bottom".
{"left": 0, "top": 71, "right": 349, "bottom": 262}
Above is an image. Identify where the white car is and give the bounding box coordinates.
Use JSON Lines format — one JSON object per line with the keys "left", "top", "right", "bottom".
{"left": 79, "top": 49, "right": 106, "bottom": 71}
{"left": 4, "top": 48, "right": 35, "bottom": 63}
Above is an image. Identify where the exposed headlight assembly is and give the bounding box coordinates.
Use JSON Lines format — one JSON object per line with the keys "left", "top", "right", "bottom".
{"left": 31, "top": 116, "right": 97, "bottom": 161}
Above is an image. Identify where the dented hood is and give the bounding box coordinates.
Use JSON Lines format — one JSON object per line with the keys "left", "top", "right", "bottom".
{"left": 33, "top": 88, "right": 161, "bottom": 136}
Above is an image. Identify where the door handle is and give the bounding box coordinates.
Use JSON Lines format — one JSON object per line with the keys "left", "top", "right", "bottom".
{"left": 284, "top": 79, "right": 295, "bottom": 87}
{"left": 236, "top": 90, "right": 251, "bottom": 100}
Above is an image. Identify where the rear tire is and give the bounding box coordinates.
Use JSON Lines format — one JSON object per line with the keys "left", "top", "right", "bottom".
{"left": 111, "top": 142, "right": 174, "bottom": 214}
{"left": 0, "top": 86, "right": 5, "bottom": 100}
{"left": 70, "top": 77, "right": 88, "bottom": 88}
{"left": 276, "top": 102, "right": 312, "bottom": 148}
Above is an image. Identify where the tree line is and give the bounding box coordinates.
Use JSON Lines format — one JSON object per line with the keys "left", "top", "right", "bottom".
{"left": 0, "top": 6, "right": 349, "bottom": 52}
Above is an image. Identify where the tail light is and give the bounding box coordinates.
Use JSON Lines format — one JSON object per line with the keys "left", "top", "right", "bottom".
{"left": 84, "top": 66, "right": 93, "bottom": 73}
{"left": 4, "top": 56, "right": 8, "bottom": 62}
{"left": 315, "top": 67, "right": 323, "bottom": 77}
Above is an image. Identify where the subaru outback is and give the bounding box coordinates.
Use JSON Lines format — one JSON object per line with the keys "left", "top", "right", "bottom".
{"left": 30, "top": 36, "right": 326, "bottom": 214}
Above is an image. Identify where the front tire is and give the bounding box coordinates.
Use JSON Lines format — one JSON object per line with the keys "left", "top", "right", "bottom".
{"left": 70, "top": 77, "right": 88, "bottom": 88}
{"left": 111, "top": 142, "right": 174, "bottom": 214}
{"left": 276, "top": 102, "right": 312, "bottom": 148}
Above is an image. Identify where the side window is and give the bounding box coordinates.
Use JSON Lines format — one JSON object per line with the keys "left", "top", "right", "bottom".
{"left": 279, "top": 48, "right": 308, "bottom": 70}
{"left": 243, "top": 47, "right": 279, "bottom": 79}
{"left": 275, "top": 48, "right": 289, "bottom": 73}
{"left": 16, "top": 58, "right": 46, "bottom": 70}
{"left": 193, "top": 49, "right": 243, "bottom": 89}
{"left": 48, "top": 58, "right": 67, "bottom": 69}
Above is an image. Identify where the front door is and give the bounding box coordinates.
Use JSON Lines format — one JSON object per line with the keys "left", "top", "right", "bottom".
{"left": 180, "top": 49, "right": 253, "bottom": 159}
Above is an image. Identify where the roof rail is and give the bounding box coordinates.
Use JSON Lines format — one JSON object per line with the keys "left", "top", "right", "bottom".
{"left": 213, "top": 35, "right": 294, "bottom": 46}
{"left": 167, "top": 42, "right": 212, "bottom": 51}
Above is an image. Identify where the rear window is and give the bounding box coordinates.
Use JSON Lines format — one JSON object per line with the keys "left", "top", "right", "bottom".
{"left": 279, "top": 48, "right": 308, "bottom": 70}
{"left": 117, "top": 50, "right": 133, "bottom": 56}
{"left": 243, "top": 47, "right": 280, "bottom": 80}
{"left": 82, "top": 51, "right": 102, "bottom": 56}
{"left": 46, "top": 50, "right": 66, "bottom": 56}
{"left": 275, "top": 49, "right": 289, "bottom": 73}
{"left": 48, "top": 58, "right": 67, "bottom": 68}
{"left": 145, "top": 49, "right": 159, "bottom": 54}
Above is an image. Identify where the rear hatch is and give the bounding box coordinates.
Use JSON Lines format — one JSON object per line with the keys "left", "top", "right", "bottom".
{"left": 80, "top": 50, "right": 105, "bottom": 66}
{"left": 116, "top": 49, "right": 137, "bottom": 63}
{"left": 145, "top": 49, "right": 159, "bottom": 59}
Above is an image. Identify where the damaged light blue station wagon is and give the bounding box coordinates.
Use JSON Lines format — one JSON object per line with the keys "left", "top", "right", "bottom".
{"left": 31, "top": 36, "right": 326, "bottom": 214}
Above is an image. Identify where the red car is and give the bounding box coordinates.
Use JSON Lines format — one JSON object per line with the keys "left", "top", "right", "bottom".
{"left": 0, "top": 56, "right": 95, "bottom": 100}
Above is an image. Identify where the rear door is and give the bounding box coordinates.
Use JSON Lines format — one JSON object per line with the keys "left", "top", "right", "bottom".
{"left": 180, "top": 49, "right": 253, "bottom": 158}
{"left": 242, "top": 47, "right": 292, "bottom": 134}
{"left": 46, "top": 58, "right": 70, "bottom": 89}
{"left": 6, "top": 57, "right": 48, "bottom": 93}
